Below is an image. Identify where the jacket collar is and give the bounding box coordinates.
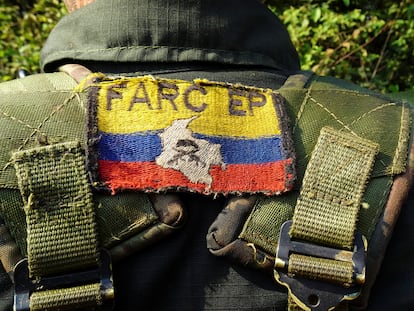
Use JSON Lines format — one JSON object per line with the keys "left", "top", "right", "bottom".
{"left": 41, "top": 0, "right": 300, "bottom": 73}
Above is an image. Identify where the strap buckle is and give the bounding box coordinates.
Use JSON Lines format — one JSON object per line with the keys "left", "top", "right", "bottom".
{"left": 13, "top": 250, "right": 114, "bottom": 311}
{"left": 274, "top": 221, "right": 366, "bottom": 311}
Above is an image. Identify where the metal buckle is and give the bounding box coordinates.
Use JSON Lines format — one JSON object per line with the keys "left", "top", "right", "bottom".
{"left": 13, "top": 250, "right": 114, "bottom": 311}
{"left": 274, "top": 221, "right": 366, "bottom": 311}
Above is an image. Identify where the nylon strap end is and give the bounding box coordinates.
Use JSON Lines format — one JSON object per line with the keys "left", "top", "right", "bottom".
{"left": 274, "top": 127, "right": 378, "bottom": 311}
{"left": 12, "top": 141, "right": 114, "bottom": 311}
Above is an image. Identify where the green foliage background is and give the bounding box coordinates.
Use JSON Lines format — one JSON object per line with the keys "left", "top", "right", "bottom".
{"left": 1, "top": 0, "right": 413, "bottom": 92}
{"left": 0, "top": 0, "right": 66, "bottom": 81}
{"left": 265, "top": 0, "right": 414, "bottom": 92}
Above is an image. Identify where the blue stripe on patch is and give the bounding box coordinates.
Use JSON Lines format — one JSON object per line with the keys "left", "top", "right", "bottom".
{"left": 99, "top": 132, "right": 162, "bottom": 162}
{"left": 195, "top": 134, "right": 283, "bottom": 164}
{"left": 99, "top": 132, "right": 283, "bottom": 164}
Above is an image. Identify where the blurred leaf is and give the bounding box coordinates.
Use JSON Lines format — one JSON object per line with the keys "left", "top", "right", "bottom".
{"left": 311, "top": 7, "right": 322, "bottom": 22}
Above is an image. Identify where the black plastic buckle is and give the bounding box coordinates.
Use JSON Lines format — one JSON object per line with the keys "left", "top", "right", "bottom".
{"left": 13, "top": 250, "right": 114, "bottom": 311}
{"left": 274, "top": 220, "right": 366, "bottom": 311}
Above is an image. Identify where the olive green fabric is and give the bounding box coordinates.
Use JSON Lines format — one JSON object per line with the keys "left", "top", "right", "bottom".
{"left": 0, "top": 72, "right": 85, "bottom": 257}
{"left": 0, "top": 72, "right": 83, "bottom": 189}
{"left": 281, "top": 74, "right": 411, "bottom": 240}
{"left": 29, "top": 283, "right": 102, "bottom": 311}
{"left": 0, "top": 190, "right": 26, "bottom": 260}
{"left": 13, "top": 141, "right": 99, "bottom": 277}
{"left": 0, "top": 190, "right": 159, "bottom": 260}
{"left": 0, "top": 1, "right": 411, "bottom": 310}
{"left": 11, "top": 141, "right": 105, "bottom": 310}
{"left": 282, "top": 74, "right": 410, "bottom": 181}
{"left": 288, "top": 254, "right": 354, "bottom": 287}
{"left": 239, "top": 193, "right": 296, "bottom": 256}
{"left": 0, "top": 71, "right": 410, "bottom": 311}
{"left": 40, "top": 0, "right": 300, "bottom": 73}
{"left": 94, "top": 192, "right": 158, "bottom": 249}
{"left": 0, "top": 72, "right": 164, "bottom": 263}
{"left": 290, "top": 127, "right": 378, "bottom": 250}
{"left": 236, "top": 73, "right": 411, "bottom": 311}
{"left": 239, "top": 73, "right": 411, "bottom": 256}
{"left": 284, "top": 128, "right": 378, "bottom": 311}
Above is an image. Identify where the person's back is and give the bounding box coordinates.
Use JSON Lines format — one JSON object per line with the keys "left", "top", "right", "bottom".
{"left": 0, "top": 1, "right": 413, "bottom": 310}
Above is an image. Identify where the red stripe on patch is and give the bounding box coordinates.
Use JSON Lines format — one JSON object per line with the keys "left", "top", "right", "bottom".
{"left": 99, "top": 160, "right": 294, "bottom": 195}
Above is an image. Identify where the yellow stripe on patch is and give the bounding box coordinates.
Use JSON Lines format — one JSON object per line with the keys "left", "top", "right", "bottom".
{"left": 95, "top": 76, "right": 281, "bottom": 137}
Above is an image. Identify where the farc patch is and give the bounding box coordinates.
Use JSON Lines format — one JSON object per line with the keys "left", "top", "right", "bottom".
{"left": 87, "top": 76, "right": 295, "bottom": 195}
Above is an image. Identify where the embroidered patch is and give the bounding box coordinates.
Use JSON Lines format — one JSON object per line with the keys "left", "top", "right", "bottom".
{"left": 87, "top": 76, "right": 295, "bottom": 195}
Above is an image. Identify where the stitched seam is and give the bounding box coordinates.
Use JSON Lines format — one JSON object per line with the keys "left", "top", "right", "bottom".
{"left": 0, "top": 110, "right": 43, "bottom": 133}
{"left": 1, "top": 93, "right": 77, "bottom": 173}
{"left": 314, "top": 90, "right": 373, "bottom": 97}
{"left": 391, "top": 104, "right": 411, "bottom": 174}
{"left": 308, "top": 95, "right": 357, "bottom": 135}
{"left": 74, "top": 91, "right": 87, "bottom": 111}
{"left": 18, "top": 93, "right": 76, "bottom": 150}
{"left": 293, "top": 86, "right": 312, "bottom": 134}
{"left": 347, "top": 102, "right": 397, "bottom": 127}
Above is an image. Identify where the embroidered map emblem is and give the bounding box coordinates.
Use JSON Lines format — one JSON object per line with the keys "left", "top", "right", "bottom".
{"left": 156, "top": 117, "right": 225, "bottom": 187}
{"left": 87, "top": 76, "right": 295, "bottom": 195}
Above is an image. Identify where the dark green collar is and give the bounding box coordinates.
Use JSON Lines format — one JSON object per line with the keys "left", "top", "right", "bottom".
{"left": 41, "top": 0, "right": 300, "bottom": 73}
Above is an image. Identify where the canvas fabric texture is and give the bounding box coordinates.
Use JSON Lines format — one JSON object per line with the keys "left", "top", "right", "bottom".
{"left": 12, "top": 141, "right": 99, "bottom": 277}
{"left": 0, "top": 72, "right": 182, "bottom": 257}
{"left": 206, "top": 72, "right": 413, "bottom": 310}
{"left": 0, "top": 71, "right": 186, "bottom": 311}
{"left": 208, "top": 72, "right": 411, "bottom": 253}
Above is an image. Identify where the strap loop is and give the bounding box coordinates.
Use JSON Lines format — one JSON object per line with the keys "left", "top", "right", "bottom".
{"left": 12, "top": 141, "right": 113, "bottom": 310}
{"left": 13, "top": 251, "right": 113, "bottom": 311}
{"left": 274, "top": 127, "right": 378, "bottom": 310}
{"left": 275, "top": 220, "right": 366, "bottom": 311}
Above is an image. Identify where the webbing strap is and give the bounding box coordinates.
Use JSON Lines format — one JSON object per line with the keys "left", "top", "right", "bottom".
{"left": 288, "top": 254, "right": 354, "bottom": 287}
{"left": 278, "top": 127, "right": 378, "bottom": 311}
{"left": 290, "top": 127, "right": 379, "bottom": 250}
{"left": 12, "top": 141, "right": 103, "bottom": 309}
{"left": 30, "top": 283, "right": 101, "bottom": 311}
